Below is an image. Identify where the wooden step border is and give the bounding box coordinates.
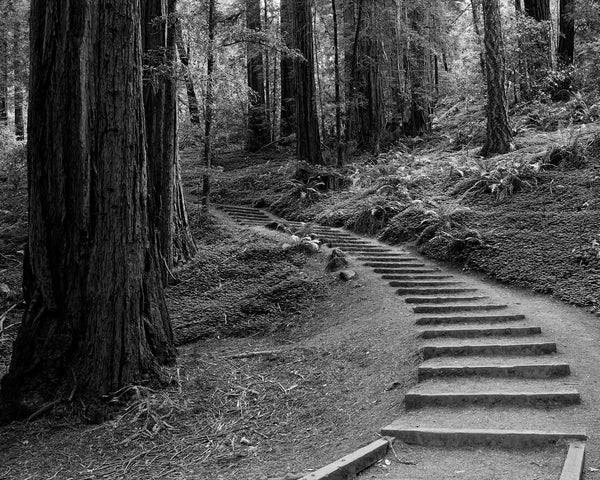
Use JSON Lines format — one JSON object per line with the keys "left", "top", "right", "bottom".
{"left": 560, "top": 442, "right": 586, "bottom": 480}
{"left": 299, "top": 437, "right": 394, "bottom": 480}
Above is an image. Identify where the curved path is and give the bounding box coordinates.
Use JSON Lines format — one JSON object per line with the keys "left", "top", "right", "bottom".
{"left": 217, "top": 204, "right": 595, "bottom": 479}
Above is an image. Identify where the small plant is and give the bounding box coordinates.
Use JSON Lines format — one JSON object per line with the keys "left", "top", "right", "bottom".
{"left": 572, "top": 238, "right": 600, "bottom": 266}
{"left": 0, "top": 127, "right": 26, "bottom": 191}
{"left": 417, "top": 202, "right": 472, "bottom": 245}
{"left": 285, "top": 177, "right": 325, "bottom": 203}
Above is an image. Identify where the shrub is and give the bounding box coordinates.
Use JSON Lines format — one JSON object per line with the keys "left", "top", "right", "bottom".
{"left": 0, "top": 127, "right": 26, "bottom": 191}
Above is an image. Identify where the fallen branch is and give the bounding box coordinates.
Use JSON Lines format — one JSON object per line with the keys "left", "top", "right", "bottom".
{"left": 223, "top": 349, "right": 283, "bottom": 360}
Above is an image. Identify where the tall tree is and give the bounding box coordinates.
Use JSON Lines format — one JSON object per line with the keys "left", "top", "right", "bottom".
{"left": 1, "top": 0, "right": 176, "bottom": 419}
{"left": 481, "top": 0, "right": 512, "bottom": 156}
{"left": 12, "top": 4, "right": 24, "bottom": 140}
{"left": 293, "top": 0, "right": 322, "bottom": 164}
{"left": 558, "top": 0, "right": 574, "bottom": 65}
{"left": 345, "top": 0, "right": 385, "bottom": 153}
{"left": 0, "top": 7, "right": 7, "bottom": 127}
{"left": 331, "top": 0, "right": 343, "bottom": 165}
{"left": 142, "top": 0, "right": 196, "bottom": 271}
{"left": 246, "top": 0, "right": 269, "bottom": 151}
{"left": 203, "top": 0, "right": 216, "bottom": 205}
{"left": 175, "top": 21, "right": 202, "bottom": 125}
{"left": 280, "top": 0, "right": 295, "bottom": 137}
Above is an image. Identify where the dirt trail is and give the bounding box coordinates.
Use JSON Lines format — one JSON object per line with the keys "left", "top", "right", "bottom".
{"left": 219, "top": 204, "right": 600, "bottom": 479}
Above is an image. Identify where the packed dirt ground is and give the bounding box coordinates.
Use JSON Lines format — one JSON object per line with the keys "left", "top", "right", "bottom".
{"left": 2, "top": 98, "right": 600, "bottom": 478}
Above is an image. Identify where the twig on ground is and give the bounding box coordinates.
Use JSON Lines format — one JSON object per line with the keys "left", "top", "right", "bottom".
{"left": 223, "top": 349, "right": 283, "bottom": 360}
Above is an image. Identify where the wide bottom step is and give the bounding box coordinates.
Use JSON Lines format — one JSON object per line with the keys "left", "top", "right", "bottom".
{"left": 404, "top": 390, "right": 581, "bottom": 408}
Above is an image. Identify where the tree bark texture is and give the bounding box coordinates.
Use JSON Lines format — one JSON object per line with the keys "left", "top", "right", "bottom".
{"left": 292, "top": 0, "right": 322, "bottom": 164}
{"left": 246, "top": 0, "right": 269, "bottom": 151}
{"left": 12, "top": 18, "right": 24, "bottom": 140}
{"left": 481, "top": 0, "right": 513, "bottom": 156}
{"left": 404, "top": 3, "right": 432, "bottom": 136}
{"left": 0, "top": 19, "right": 7, "bottom": 126}
{"left": 1, "top": 0, "right": 176, "bottom": 419}
{"left": 203, "top": 0, "right": 216, "bottom": 205}
{"left": 142, "top": 0, "right": 196, "bottom": 271}
{"left": 280, "top": 0, "right": 295, "bottom": 137}
{"left": 558, "top": 0, "right": 574, "bottom": 65}
{"left": 175, "top": 21, "right": 201, "bottom": 125}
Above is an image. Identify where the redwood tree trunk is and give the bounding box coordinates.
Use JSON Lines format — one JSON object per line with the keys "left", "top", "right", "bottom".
{"left": 280, "top": 0, "right": 295, "bottom": 137}
{"left": 142, "top": 0, "right": 196, "bottom": 270}
{"left": 293, "top": 0, "right": 322, "bottom": 164}
{"left": 246, "top": 0, "right": 269, "bottom": 151}
{"left": 558, "top": 0, "right": 574, "bottom": 65}
{"left": 1, "top": 0, "right": 176, "bottom": 419}
{"left": 481, "top": 0, "right": 513, "bottom": 156}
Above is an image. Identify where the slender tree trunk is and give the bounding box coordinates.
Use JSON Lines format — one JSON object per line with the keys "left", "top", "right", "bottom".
{"left": 558, "top": 0, "right": 574, "bottom": 65}
{"left": 280, "top": 0, "right": 295, "bottom": 137}
{"left": 175, "top": 22, "right": 201, "bottom": 125}
{"left": 471, "top": 0, "right": 486, "bottom": 76}
{"left": 0, "top": 14, "right": 8, "bottom": 127}
{"left": 263, "top": 0, "right": 272, "bottom": 142}
{"left": 292, "top": 0, "right": 322, "bottom": 164}
{"left": 313, "top": 7, "right": 326, "bottom": 144}
{"left": 332, "top": 0, "right": 343, "bottom": 166}
{"left": 203, "top": 0, "right": 216, "bottom": 206}
{"left": 246, "top": 0, "right": 268, "bottom": 151}
{"left": 481, "top": 0, "right": 513, "bottom": 156}
{"left": 1, "top": 0, "right": 175, "bottom": 420}
{"left": 13, "top": 18, "right": 24, "bottom": 140}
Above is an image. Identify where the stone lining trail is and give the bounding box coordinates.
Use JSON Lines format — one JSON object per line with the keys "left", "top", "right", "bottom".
{"left": 217, "top": 204, "right": 589, "bottom": 479}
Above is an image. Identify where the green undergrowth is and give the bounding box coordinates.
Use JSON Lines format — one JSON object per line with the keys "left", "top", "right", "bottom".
{"left": 168, "top": 210, "right": 331, "bottom": 345}
{"left": 212, "top": 122, "right": 600, "bottom": 313}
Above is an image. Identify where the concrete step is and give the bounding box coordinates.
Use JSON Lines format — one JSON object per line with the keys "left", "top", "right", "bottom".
{"left": 404, "top": 378, "right": 579, "bottom": 409}
{"left": 391, "top": 281, "right": 464, "bottom": 288}
{"left": 380, "top": 425, "right": 586, "bottom": 448}
{"left": 363, "top": 260, "right": 421, "bottom": 267}
{"left": 421, "top": 341, "right": 557, "bottom": 359}
{"left": 413, "top": 304, "right": 508, "bottom": 314}
{"left": 382, "top": 274, "right": 454, "bottom": 280}
{"left": 418, "top": 357, "right": 571, "bottom": 380}
{"left": 397, "top": 287, "right": 478, "bottom": 295}
{"left": 377, "top": 268, "right": 441, "bottom": 274}
{"left": 416, "top": 314, "right": 526, "bottom": 325}
{"left": 404, "top": 390, "right": 580, "bottom": 409}
{"left": 419, "top": 325, "right": 542, "bottom": 339}
{"left": 406, "top": 296, "right": 489, "bottom": 304}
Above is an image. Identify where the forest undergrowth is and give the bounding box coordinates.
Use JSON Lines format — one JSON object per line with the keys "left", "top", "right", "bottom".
{"left": 212, "top": 99, "right": 600, "bottom": 314}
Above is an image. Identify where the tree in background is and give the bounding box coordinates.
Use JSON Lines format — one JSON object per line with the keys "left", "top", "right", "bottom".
{"left": 1, "top": 0, "right": 176, "bottom": 419}
{"left": 558, "top": 0, "right": 574, "bottom": 65}
{"left": 246, "top": 0, "right": 269, "bottom": 151}
{"left": 481, "top": 0, "right": 512, "bottom": 156}
{"left": 293, "top": 0, "right": 322, "bottom": 164}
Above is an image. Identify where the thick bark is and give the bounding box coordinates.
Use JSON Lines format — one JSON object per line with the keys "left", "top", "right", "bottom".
{"left": 1, "top": 0, "right": 176, "bottom": 419}
{"left": 292, "top": 0, "right": 322, "bottom": 164}
{"left": 332, "top": 0, "right": 343, "bottom": 165}
{"left": 175, "top": 22, "right": 201, "bottom": 125}
{"left": 404, "top": 3, "right": 432, "bottom": 137}
{"left": 13, "top": 19, "right": 24, "bottom": 140}
{"left": 246, "top": 0, "right": 268, "bottom": 151}
{"left": 558, "top": 0, "right": 574, "bottom": 65}
{"left": 481, "top": 0, "right": 513, "bottom": 156}
{"left": 345, "top": 0, "right": 384, "bottom": 153}
{"left": 142, "top": 0, "right": 196, "bottom": 271}
{"left": 280, "top": 0, "right": 295, "bottom": 137}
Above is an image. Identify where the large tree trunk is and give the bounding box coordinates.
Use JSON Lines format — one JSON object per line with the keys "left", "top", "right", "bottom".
{"left": 404, "top": 3, "right": 432, "bottom": 137}
{"left": 292, "top": 0, "right": 322, "bottom": 164}
{"left": 345, "top": 0, "right": 385, "bottom": 153}
{"left": 175, "top": 21, "right": 201, "bottom": 125}
{"left": 13, "top": 18, "right": 24, "bottom": 140}
{"left": 481, "top": 0, "right": 513, "bottom": 156}
{"left": 331, "top": 0, "right": 343, "bottom": 165}
{"left": 246, "top": 0, "right": 269, "bottom": 151}
{"left": 142, "top": 0, "right": 196, "bottom": 270}
{"left": 558, "top": 0, "right": 574, "bottom": 65}
{"left": 280, "top": 0, "right": 295, "bottom": 137}
{"left": 1, "top": 0, "right": 176, "bottom": 420}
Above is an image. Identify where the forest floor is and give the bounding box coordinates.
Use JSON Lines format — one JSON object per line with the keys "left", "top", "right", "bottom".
{"left": 1, "top": 98, "right": 600, "bottom": 479}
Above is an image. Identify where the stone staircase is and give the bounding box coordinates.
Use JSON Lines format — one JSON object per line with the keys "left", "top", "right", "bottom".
{"left": 216, "top": 204, "right": 587, "bottom": 478}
